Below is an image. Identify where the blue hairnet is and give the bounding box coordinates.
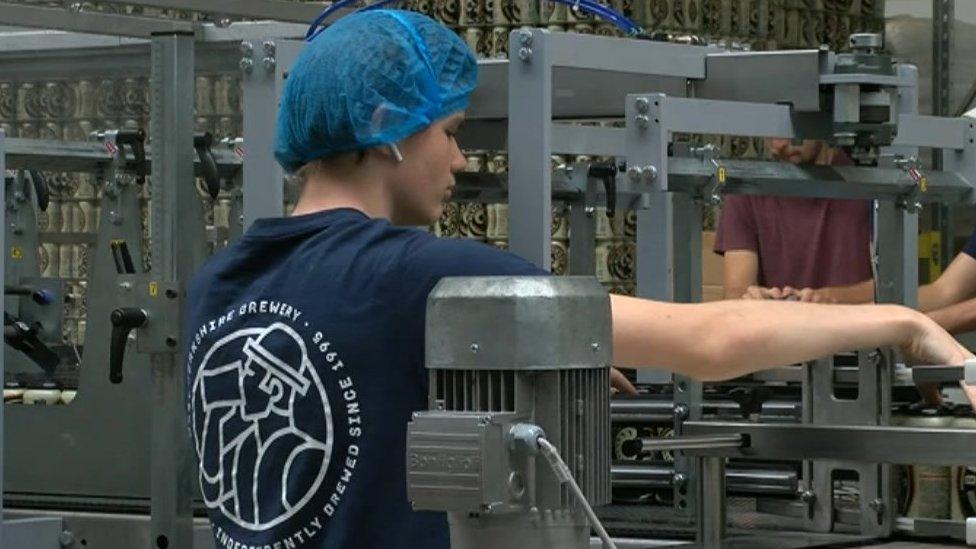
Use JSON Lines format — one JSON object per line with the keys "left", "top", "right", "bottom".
{"left": 274, "top": 9, "right": 478, "bottom": 172}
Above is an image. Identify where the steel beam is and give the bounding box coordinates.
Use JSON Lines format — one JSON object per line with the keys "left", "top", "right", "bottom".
{"left": 88, "top": 0, "right": 327, "bottom": 24}
{"left": 0, "top": 2, "right": 193, "bottom": 38}
{"left": 683, "top": 421, "right": 976, "bottom": 466}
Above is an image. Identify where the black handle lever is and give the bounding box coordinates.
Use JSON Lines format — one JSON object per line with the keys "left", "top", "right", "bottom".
{"left": 4, "top": 312, "right": 59, "bottom": 373}
{"left": 117, "top": 129, "right": 148, "bottom": 185}
{"left": 109, "top": 307, "right": 148, "bottom": 384}
{"left": 194, "top": 132, "right": 221, "bottom": 200}
{"left": 588, "top": 164, "right": 617, "bottom": 217}
{"left": 27, "top": 170, "right": 49, "bottom": 212}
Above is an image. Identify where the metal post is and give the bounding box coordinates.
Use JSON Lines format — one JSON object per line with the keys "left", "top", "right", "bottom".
{"left": 627, "top": 94, "right": 704, "bottom": 517}
{"left": 241, "top": 38, "right": 302, "bottom": 228}
{"left": 149, "top": 31, "right": 202, "bottom": 549}
{"left": 0, "top": 129, "right": 6, "bottom": 545}
{"left": 568, "top": 174, "right": 597, "bottom": 275}
{"left": 697, "top": 456, "right": 726, "bottom": 547}
{"left": 933, "top": 0, "right": 953, "bottom": 168}
{"left": 508, "top": 28, "right": 552, "bottom": 270}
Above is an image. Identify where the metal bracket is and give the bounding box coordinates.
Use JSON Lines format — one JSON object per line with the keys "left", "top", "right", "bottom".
{"left": 893, "top": 155, "right": 928, "bottom": 213}
{"left": 116, "top": 275, "right": 182, "bottom": 354}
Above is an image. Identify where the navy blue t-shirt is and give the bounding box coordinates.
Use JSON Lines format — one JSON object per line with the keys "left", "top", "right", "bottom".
{"left": 183, "top": 208, "right": 546, "bottom": 549}
{"left": 963, "top": 228, "right": 976, "bottom": 259}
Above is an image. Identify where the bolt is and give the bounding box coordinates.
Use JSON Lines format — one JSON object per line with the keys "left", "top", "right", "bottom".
{"left": 635, "top": 97, "right": 650, "bottom": 113}
{"left": 217, "top": 17, "right": 232, "bottom": 28}
{"left": 672, "top": 473, "right": 688, "bottom": 487}
{"left": 518, "top": 28, "right": 533, "bottom": 46}
{"left": 641, "top": 165, "right": 658, "bottom": 181}
{"left": 470, "top": 343, "right": 480, "bottom": 353}
{"left": 59, "top": 530, "right": 75, "bottom": 547}
{"left": 584, "top": 205, "right": 595, "bottom": 217}
{"left": 239, "top": 58, "right": 254, "bottom": 73}
{"left": 591, "top": 342, "right": 600, "bottom": 352}
{"left": 627, "top": 166, "right": 641, "bottom": 182}
{"left": 868, "top": 498, "right": 885, "bottom": 514}
{"left": 119, "top": 281, "right": 132, "bottom": 291}
{"left": 673, "top": 404, "right": 689, "bottom": 420}
{"left": 800, "top": 490, "right": 817, "bottom": 504}
{"left": 868, "top": 350, "right": 881, "bottom": 366}
{"left": 69, "top": 2, "right": 82, "bottom": 12}
{"left": 518, "top": 47, "right": 532, "bottom": 62}
{"left": 634, "top": 114, "right": 650, "bottom": 129}
{"left": 262, "top": 57, "right": 276, "bottom": 71}
{"left": 13, "top": 191, "right": 25, "bottom": 203}
{"left": 240, "top": 41, "right": 254, "bottom": 56}
{"left": 263, "top": 40, "right": 276, "bottom": 55}
{"left": 109, "top": 210, "right": 121, "bottom": 226}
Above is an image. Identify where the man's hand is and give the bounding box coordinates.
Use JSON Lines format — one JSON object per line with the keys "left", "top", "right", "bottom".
{"left": 741, "top": 286, "right": 791, "bottom": 300}
{"left": 610, "top": 367, "right": 637, "bottom": 395}
{"left": 792, "top": 287, "right": 838, "bottom": 304}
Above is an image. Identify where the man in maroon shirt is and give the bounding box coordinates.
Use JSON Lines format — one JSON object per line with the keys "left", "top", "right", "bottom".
{"left": 715, "top": 138, "right": 874, "bottom": 303}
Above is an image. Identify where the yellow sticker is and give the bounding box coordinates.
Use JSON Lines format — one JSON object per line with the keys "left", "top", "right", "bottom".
{"left": 717, "top": 166, "right": 727, "bottom": 184}
{"left": 10, "top": 246, "right": 22, "bottom": 259}
{"left": 148, "top": 282, "right": 158, "bottom": 297}
{"left": 919, "top": 176, "right": 928, "bottom": 193}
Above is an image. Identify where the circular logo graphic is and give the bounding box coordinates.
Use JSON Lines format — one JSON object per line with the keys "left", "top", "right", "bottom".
{"left": 190, "top": 322, "right": 334, "bottom": 531}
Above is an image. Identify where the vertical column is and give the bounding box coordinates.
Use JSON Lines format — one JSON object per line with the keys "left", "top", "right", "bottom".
{"left": 697, "top": 456, "right": 726, "bottom": 546}
{"left": 149, "top": 31, "right": 201, "bottom": 549}
{"left": 0, "top": 129, "right": 6, "bottom": 543}
{"left": 628, "top": 95, "right": 703, "bottom": 517}
{"left": 508, "top": 28, "right": 552, "bottom": 270}
{"left": 568, "top": 175, "right": 596, "bottom": 275}
{"left": 242, "top": 38, "right": 302, "bottom": 228}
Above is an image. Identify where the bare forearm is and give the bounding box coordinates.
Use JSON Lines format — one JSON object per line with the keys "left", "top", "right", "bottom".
{"left": 611, "top": 295, "right": 917, "bottom": 381}
{"left": 822, "top": 279, "right": 875, "bottom": 304}
{"left": 927, "top": 297, "right": 976, "bottom": 335}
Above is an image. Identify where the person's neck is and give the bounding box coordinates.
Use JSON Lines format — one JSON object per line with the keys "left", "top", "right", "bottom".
{"left": 291, "top": 171, "right": 392, "bottom": 220}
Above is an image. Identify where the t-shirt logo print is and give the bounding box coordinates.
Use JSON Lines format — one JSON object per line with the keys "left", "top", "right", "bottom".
{"left": 191, "top": 322, "right": 334, "bottom": 531}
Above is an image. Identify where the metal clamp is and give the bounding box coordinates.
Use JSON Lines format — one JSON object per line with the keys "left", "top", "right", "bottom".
{"left": 894, "top": 156, "right": 927, "bottom": 213}
{"left": 966, "top": 357, "right": 976, "bottom": 385}
{"left": 692, "top": 144, "right": 726, "bottom": 205}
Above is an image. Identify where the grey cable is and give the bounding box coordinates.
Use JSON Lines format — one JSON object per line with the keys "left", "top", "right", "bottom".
{"left": 536, "top": 437, "right": 617, "bottom": 549}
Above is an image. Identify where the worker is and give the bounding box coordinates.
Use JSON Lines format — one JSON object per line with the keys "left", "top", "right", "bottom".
{"left": 715, "top": 138, "right": 874, "bottom": 303}
{"left": 182, "top": 10, "right": 976, "bottom": 549}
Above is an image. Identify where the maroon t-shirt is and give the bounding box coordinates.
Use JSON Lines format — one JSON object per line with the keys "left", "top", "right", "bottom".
{"left": 713, "top": 156, "right": 872, "bottom": 289}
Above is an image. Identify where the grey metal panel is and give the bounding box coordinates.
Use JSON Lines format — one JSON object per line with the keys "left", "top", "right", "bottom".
{"left": 550, "top": 125, "right": 625, "bottom": 156}
{"left": 683, "top": 421, "right": 976, "bottom": 466}
{"left": 242, "top": 38, "right": 301, "bottom": 227}
{"left": 661, "top": 96, "right": 795, "bottom": 138}
{"left": 148, "top": 32, "right": 199, "bottom": 548}
{"left": 893, "top": 114, "right": 969, "bottom": 149}
{"left": 695, "top": 50, "right": 822, "bottom": 112}
{"left": 2, "top": 517, "right": 61, "bottom": 549}
{"left": 0, "top": 2, "right": 194, "bottom": 38}
{"left": 467, "top": 60, "right": 688, "bottom": 120}
{"left": 543, "top": 29, "right": 709, "bottom": 77}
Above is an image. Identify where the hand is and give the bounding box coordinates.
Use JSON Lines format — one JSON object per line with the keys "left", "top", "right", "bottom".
{"left": 741, "top": 286, "right": 791, "bottom": 300}
{"left": 793, "top": 287, "right": 838, "bottom": 304}
{"left": 901, "top": 313, "right": 975, "bottom": 408}
{"left": 610, "top": 367, "right": 637, "bottom": 395}
{"left": 902, "top": 312, "right": 971, "bottom": 368}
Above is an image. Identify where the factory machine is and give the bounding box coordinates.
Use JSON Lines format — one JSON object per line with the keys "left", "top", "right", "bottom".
{"left": 2, "top": 2, "right": 976, "bottom": 548}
